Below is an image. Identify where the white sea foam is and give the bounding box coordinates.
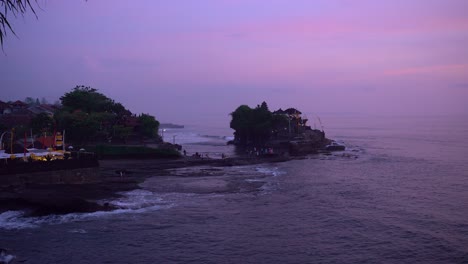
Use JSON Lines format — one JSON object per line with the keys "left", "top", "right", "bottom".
{"left": 0, "top": 190, "right": 172, "bottom": 230}
{"left": 164, "top": 130, "right": 225, "bottom": 145}
{"left": 103, "top": 189, "right": 166, "bottom": 210}
{"left": 68, "top": 228, "right": 87, "bottom": 234}
{"left": 244, "top": 178, "right": 264, "bottom": 182}
{"left": 255, "top": 166, "right": 285, "bottom": 177}
{"left": 0, "top": 211, "right": 37, "bottom": 230}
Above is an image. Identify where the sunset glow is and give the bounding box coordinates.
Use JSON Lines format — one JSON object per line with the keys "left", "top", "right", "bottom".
{"left": 1, "top": 0, "right": 467, "bottom": 124}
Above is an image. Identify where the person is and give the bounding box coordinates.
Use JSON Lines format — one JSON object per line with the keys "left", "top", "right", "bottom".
{"left": 221, "top": 153, "right": 225, "bottom": 159}
{"left": 183, "top": 149, "right": 187, "bottom": 156}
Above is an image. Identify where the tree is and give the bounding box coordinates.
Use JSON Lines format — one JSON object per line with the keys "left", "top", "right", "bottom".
{"left": 60, "top": 85, "right": 116, "bottom": 113}
{"left": 230, "top": 105, "right": 253, "bottom": 145}
{"left": 112, "top": 125, "right": 132, "bottom": 143}
{"left": 54, "top": 86, "right": 160, "bottom": 144}
{"left": 24, "top": 97, "right": 35, "bottom": 105}
{"left": 55, "top": 86, "right": 121, "bottom": 144}
{"left": 30, "top": 112, "right": 54, "bottom": 134}
{"left": 138, "top": 113, "right": 159, "bottom": 138}
{"left": 230, "top": 101, "right": 274, "bottom": 146}
{"left": 54, "top": 110, "right": 100, "bottom": 145}
{"left": 0, "top": 0, "right": 37, "bottom": 47}
{"left": 250, "top": 101, "right": 273, "bottom": 145}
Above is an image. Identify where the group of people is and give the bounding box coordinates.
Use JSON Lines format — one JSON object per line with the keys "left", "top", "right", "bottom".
{"left": 247, "top": 147, "right": 274, "bottom": 157}
{"left": 182, "top": 149, "right": 227, "bottom": 159}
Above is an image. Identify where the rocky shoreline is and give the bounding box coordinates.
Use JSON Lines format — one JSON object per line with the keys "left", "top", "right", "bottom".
{"left": 0, "top": 155, "right": 293, "bottom": 217}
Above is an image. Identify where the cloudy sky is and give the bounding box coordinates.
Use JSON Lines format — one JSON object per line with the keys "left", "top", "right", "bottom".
{"left": 1, "top": 0, "right": 467, "bottom": 125}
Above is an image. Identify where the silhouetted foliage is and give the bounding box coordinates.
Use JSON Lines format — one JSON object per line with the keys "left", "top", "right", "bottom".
{"left": 138, "top": 113, "right": 160, "bottom": 138}
{"left": 230, "top": 101, "right": 307, "bottom": 146}
{"left": 230, "top": 101, "right": 275, "bottom": 146}
{"left": 112, "top": 125, "right": 132, "bottom": 143}
{"left": 2, "top": 85, "right": 161, "bottom": 146}
{"left": 54, "top": 85, "right": 159, "bottom": 145}
{"left": 0, "top": 0, "right": 37, "bottom": 47}
{"left": 60, "top": 86, "right": 117, "bottom": 114}
{"left": 30, "top": 112, "right": 54, "bottom": 134}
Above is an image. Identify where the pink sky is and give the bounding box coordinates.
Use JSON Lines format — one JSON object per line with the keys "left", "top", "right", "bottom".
{"left": 1, "top": 0, "right": 467, "bottom": 125}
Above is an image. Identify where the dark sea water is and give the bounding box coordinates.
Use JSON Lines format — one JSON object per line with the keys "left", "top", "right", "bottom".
{"left": 1, "top": 114, "right": 468, "bottom": 263}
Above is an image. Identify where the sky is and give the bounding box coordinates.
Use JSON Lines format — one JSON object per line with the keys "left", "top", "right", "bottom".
{"left": 1, "top": 0, "right": 467, "bottom": 125}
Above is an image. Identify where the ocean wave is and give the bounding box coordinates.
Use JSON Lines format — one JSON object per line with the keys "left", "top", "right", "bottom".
{"left": 163, "top": 129, "right": 233, "bottom": 145}
{"left": 200, "top": 134, "right": 234, "bottom": 141}
{"left": 0, "top": 190, "right": 173, "bottom": 230}
{"left": 0, "top": 211, "right": 37, "bottom": 230}
{"left": 185, "top": 141, "right": 228, "bottom": 146}
{"left": 101, "top": 189, "right": 167, "bottom": 210}
{"left": 255, "top": 166, "right": 285, "bottom": 177}
{"left": 0, "top": 206, "right": 169, "bottom": 230}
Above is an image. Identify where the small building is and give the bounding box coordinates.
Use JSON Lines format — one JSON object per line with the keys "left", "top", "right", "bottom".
{"left": 27, "top": 104, "right": 55, "bottom": 116}
{"left": 11, "top": 100, "right": 28, "bottom": 111}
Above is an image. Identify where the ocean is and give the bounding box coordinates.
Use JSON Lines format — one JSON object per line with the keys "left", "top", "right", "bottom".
{"left": 1, "top": 114, "right": 467, "bottom": 263}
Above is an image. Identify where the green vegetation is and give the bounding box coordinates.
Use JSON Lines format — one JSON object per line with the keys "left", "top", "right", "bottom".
{"left": 1, "top": 85, "right": 162, "bottom": 148}
{"left": 1, "top": 85, "right": 177, "bottom": 159}
{"left": 30, "top": 112, "right": 54, "bottom": 135}
{"left": 230, "top": 101, "right": 314, "bottom": 147}
{"left": 230, "top": 101, "right": 291, "bottom": 146}
{"left": 53, "top": 85, "right": 160, "bottom": 145}
{"left": 138, "top": 114, "right": 159, "bottom": 138}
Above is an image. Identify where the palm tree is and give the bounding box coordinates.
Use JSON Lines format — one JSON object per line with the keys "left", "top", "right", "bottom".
{"left": 0, "top": 0, "right": 36, "bottom": 47}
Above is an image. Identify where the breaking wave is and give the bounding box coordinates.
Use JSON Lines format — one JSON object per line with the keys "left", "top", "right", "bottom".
{"left": 0, "top": 189, "right": 173, "bottom": 230}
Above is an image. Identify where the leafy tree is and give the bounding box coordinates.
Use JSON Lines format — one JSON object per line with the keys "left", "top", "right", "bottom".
{"left": 230, "top": 101, "right": 274, "bottom": 146}
{"left": 24, "top": 97, "right": 35, "bottom": 105}
{"left": 112, "top": 125, "right": 132, "bottom": 143}
{"left": 230, "top": 104, "right": 253, "bottom": 145}
{"left": 60, "top": 86, "right": 116, "bottom": 113}
{"left": 53, "top": 86, "right": 161, "bottom": 144}
{"left": 59, "top": 110, "right": 100, "bottom": 145}
{"left": 30, "top": 112, "right": 54, "bottom": 134}
{"left": 55, "top": 86, "right": 134, "bottom": 143}
{"left": 138, "top": 113, "right": 159, "bottom": 138}
{"left": 251, "top": 102, "right": 273, "bottom": 145}
{"left": 271, "top": 113, "right": 289, "bottom": 137}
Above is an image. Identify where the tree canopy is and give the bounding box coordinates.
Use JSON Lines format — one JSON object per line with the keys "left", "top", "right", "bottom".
{"left": 52, "top": 85, "right": 159, "bottom": 145}
{"left": 30, "top": 112, "right": 54, "bottom": 134}
{"left": 230, "top": 101, "right": 309, "bottom": 146}
{"left": 138, "top": 113, "right": 160, "bottom": 138}
{"left": 230, "top": 101, "right": 278, "bottom": 146}
{"left": 0, "top": 85, "right": 162, "bottom": 146}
